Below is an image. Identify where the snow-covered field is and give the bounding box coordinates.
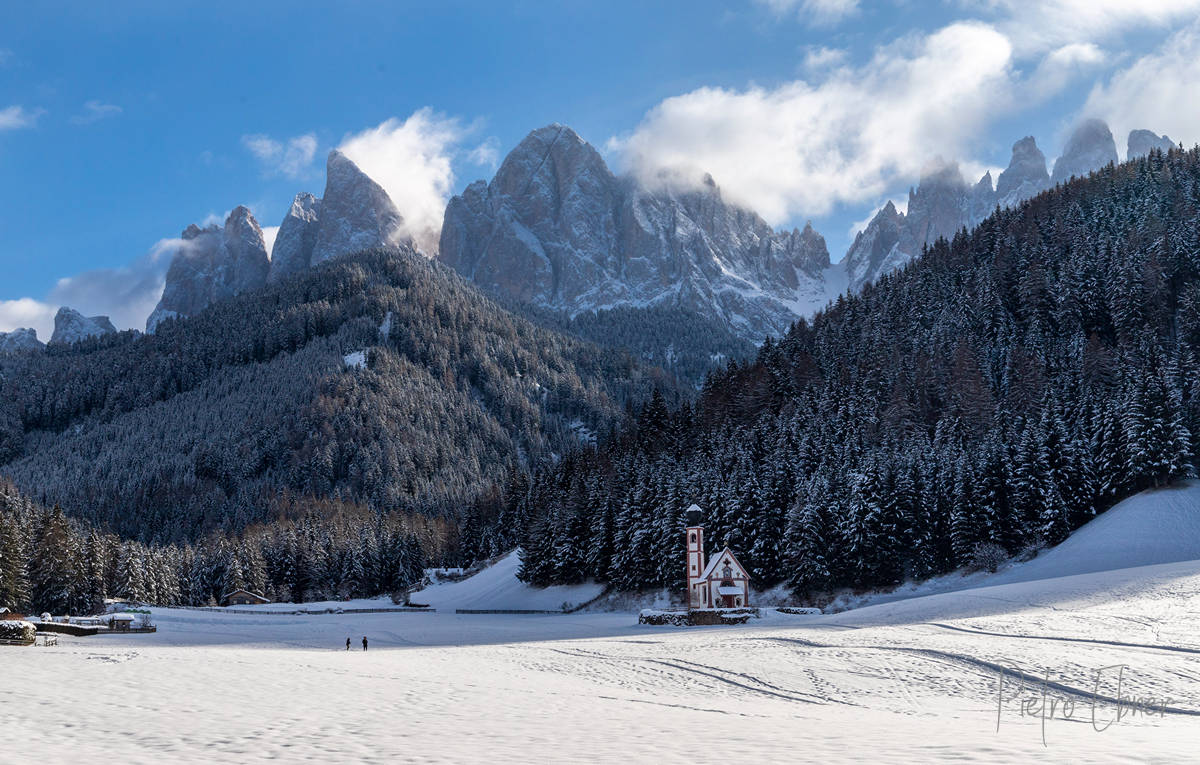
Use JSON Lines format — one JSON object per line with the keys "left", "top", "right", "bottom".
{"left": 8, "top": 486, "right": 1200, "bottom": 763}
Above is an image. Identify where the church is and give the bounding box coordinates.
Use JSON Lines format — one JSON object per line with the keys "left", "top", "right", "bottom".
{"left": 684, "top": 505, "right": 751, "bottom": 609}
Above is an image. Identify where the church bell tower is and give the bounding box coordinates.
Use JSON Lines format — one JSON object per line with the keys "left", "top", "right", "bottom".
{"left": 685, "top": 504, "right": 706, "bottom": 609}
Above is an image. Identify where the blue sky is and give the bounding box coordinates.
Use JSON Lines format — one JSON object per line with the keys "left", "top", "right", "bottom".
{"left": 3, "top": 0, "right": 1199, "bottom": 336}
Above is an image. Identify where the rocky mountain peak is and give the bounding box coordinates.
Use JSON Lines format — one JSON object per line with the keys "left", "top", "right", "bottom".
{"left": 1051, "top": 119, "right": 1118, "bottom": 185}
{"left": 309, "top": 150, "right": 405, "bottom": 265}
{"left": 0, "top": 327, "right": 44, "bottom": 354}
{"left": 147, "top": 207, "right": 270, "bottom": 332}
{"left": 842, "top": 198, "right": 907, "bottom": 292}
{"left": 996, "top": 136, "right": 1049, "bottom": 207}
{"left": 1127, "top": 129, "right": 1176, "bottom": 159}
{"left": 268, "top": 192, "right": 322, "bottom": 283}
{"left": 50, "top": 307, "right": 117, "bottom": 345}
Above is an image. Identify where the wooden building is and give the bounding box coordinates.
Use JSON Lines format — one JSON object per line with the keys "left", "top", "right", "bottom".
{"left": 221, "top": 590, "right": 271, "bottom": 607}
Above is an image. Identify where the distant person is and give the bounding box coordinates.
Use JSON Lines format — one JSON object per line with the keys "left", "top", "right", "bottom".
{"left": 346, "top": 637, "right": 351, "bottom": 651}
{"left": 362, "top": 636, "right": 368, "bottom": 651}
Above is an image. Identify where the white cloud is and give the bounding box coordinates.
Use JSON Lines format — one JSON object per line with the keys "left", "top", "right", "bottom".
{"left": 1027, "top": 42, "right": 1106, "bottom": 100}
{"left": 69, "top": 100, "right": 122, "bottom": 125}
{"left": 241, "top": 132, "right": 319, "bottom": 179}
{"left": 338, "top": 108, "right": 468, "bottom": 255}
{"left": 467, "top": 136, "right": 501, "bottom": 168}
{"left": 261, "top": 225, "right": 280, "bottom": 259}
{"left": 758, "top": 0, "right": 860, "bottom": 26}
{"left": 612, "top": 22, "right": 1014, "bottom": 223}
{"left": 803, "top": 46, "right": 848, "bottom": 73}
{"left": 970, "top": 0, "right": 1200, "bottom": 56}
{"left": 46, "top": 238, "right": 179, "bottom": 333}
{"left": 0, "top": 297, "right": 58, "bottom": 339}
{"left": 0, "top": 49, "right": 12, "bottom": 66}
{"left": 1082, "top": 21, "right": 1200, "bottom": 155}
{"left": 0, "top": 105, "right": 42, "bottom": 130}
{"left": 0, "top": 236, "right": 185, "bottom": 338}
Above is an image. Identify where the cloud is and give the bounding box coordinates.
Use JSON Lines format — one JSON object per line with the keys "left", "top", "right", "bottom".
{"left": 0, "top": 49, "right": 12, "bottom": 66}
{"left": 970, "top": 0, "right": 1200, "bottom": 56}
{"left": 242, "top": 132, "right": 319, "bottom": 179}
{"left": 261, "top": 225, "right": 279, "bottom": 258}
{"left": 612, "top": 22, "right": 1014, "bottom": 223}
{"left": 0, "top": 105, "right": 43, "bottom": 130}
{"left": 0, "top": 297, "right": 58, "bottom": 339}
{"left": 803, "top": 46, "right": 848, "bottom": 73}
{"left": 1027, "top": 42, "right": 1106, "bottom": 100}
{"left": 46, "top": 238, "right": 180, "bottom": 333}
{"left": 467, "top": 136, "right": 501, "bottom": 168}
{"left": 69, "top": 100, "right": 122, "bottom": 125}
{"left": 1082, "top": 20, "right": 1200, "bottom": 155}
{"left": 337, "top": 108, "right": 468, "bottom": 254}
{"left": 757, "top": 0, "right": 860, "bottom": 26}
{"left": 0, "top": 236, "right": 183, "bottom": 338}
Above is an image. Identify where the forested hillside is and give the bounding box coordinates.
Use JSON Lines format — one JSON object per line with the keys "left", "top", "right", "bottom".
{"left": 517, "top": 303, "right": 758, "bottom": 387}
{"left": 514, "top": 146, "right": 1200, "bottom": 595}
{"left": 0, "top": 479, "right": 430, "bottom": 612}
{"left": 0, "top": 248, "right": 674, "bottom": 542}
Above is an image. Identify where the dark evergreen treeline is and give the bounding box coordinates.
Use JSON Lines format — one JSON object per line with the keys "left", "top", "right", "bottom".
{"left": 0, "top": 248, "right": 677, "bottom": 542}
{"left": 513, "top": 146, "right": 1200, "bottom": 596}
{"left": 517, "top": 303, "right": 758, "bottom": 387}
{"left": 0, "top": 479, "right": 430, "bottom": 613}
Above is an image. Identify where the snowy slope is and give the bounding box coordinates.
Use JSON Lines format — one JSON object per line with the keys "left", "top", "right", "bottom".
{"left": 987, "top": 481, "right": 1200, "bottom": 586}
{"left": 8, "top": 555, "right": 1200, "bottom": 762}
{"left": 415, "top": 550, "right": 605, "bottom": 611}
{"left": 839, "top": 481, "right": 1200, "bottom": 613}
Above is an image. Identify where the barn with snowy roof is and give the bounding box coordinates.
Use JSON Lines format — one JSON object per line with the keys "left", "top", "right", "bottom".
{"left": 684, "top": 505, "right": 751, "bottom": 609}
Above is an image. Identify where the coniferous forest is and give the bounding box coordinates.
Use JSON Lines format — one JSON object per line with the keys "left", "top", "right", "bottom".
{"left": 0, "top": 479, "right": 429, "bottom": 613}
{"left": 513, "top": 147, "right": 1200, "bottom": 596}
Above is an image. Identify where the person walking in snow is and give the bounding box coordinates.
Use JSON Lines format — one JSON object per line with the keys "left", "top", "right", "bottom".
{"left": 346, "top": 637, "right": 351, "bottom": 651}
{"left": 362, "top": 636, "right": 368, "bottom": 651}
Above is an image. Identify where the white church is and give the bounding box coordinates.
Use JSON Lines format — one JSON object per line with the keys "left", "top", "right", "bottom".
{"left": 684, "top": 504, "right": 751, "bottom": 609}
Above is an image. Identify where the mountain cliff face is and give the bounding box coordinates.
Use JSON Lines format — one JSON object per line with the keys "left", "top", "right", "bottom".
{"left": 49, "top": 308, "right": 117, "bottom": 345}
{"left": 844, "top": 159, "right": 993, "bottom": 292}
{"left": 310, "top": 150, "right": 405, "bottom": 265}
{"left": 267, "top": 192, "right": 321, "bottom": 283}
{"left": 0, "top": 328, "right": 44, "bottom": 354}
{"left": 147, "top": 206, "right": 270, "bottom": 333}
{"left": 1051, "top": 118, "right": 1118, "bottom": 185}
{"left": 995, "top": 136, "right": 1050, "bottom": 209}
{"left": 267, "top": 150, "right": 404, "bottom": 282}
{"left": 844, "top": 122, "right": 1130, "bottom": 292}
{"left": 843, "top": 201, "right": 905, "bottom": 292}
{"left": 439, "top": 124, "right": 833, "bottom": 344}
{"left": 1127, "top": 129, "right": 1176, "bottom": 159}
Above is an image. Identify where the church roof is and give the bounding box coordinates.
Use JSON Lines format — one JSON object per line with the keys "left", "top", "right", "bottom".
{"left": 699, "top": 547, "right": 750, "bottom": 581}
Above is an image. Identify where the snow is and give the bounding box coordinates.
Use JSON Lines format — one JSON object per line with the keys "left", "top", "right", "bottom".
{"left": 833, "top": 481, "right": 1200, "bottom": 612}
{"left": 987, "top": 481, "right": 1200, "bottom": 586}
{"left": 416, "top": 550, "right": 605, "bottom": 612}
{"left": 342, "top": 350, "right": 366, "bottom": 369}
{"left": 7, "top": 487, "right": 1200, "bottom": 762}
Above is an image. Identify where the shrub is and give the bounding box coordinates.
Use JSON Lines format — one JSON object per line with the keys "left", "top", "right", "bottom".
{"left": 968, "top": 542, "right": 1009, "bottom": 573}
{"left": 0, "top": 621, "right": 36, "bottom": 644}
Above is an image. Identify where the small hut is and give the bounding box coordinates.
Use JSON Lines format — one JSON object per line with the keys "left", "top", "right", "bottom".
{"left": 221, "top": 590, "right": 271, "bottom": 607}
